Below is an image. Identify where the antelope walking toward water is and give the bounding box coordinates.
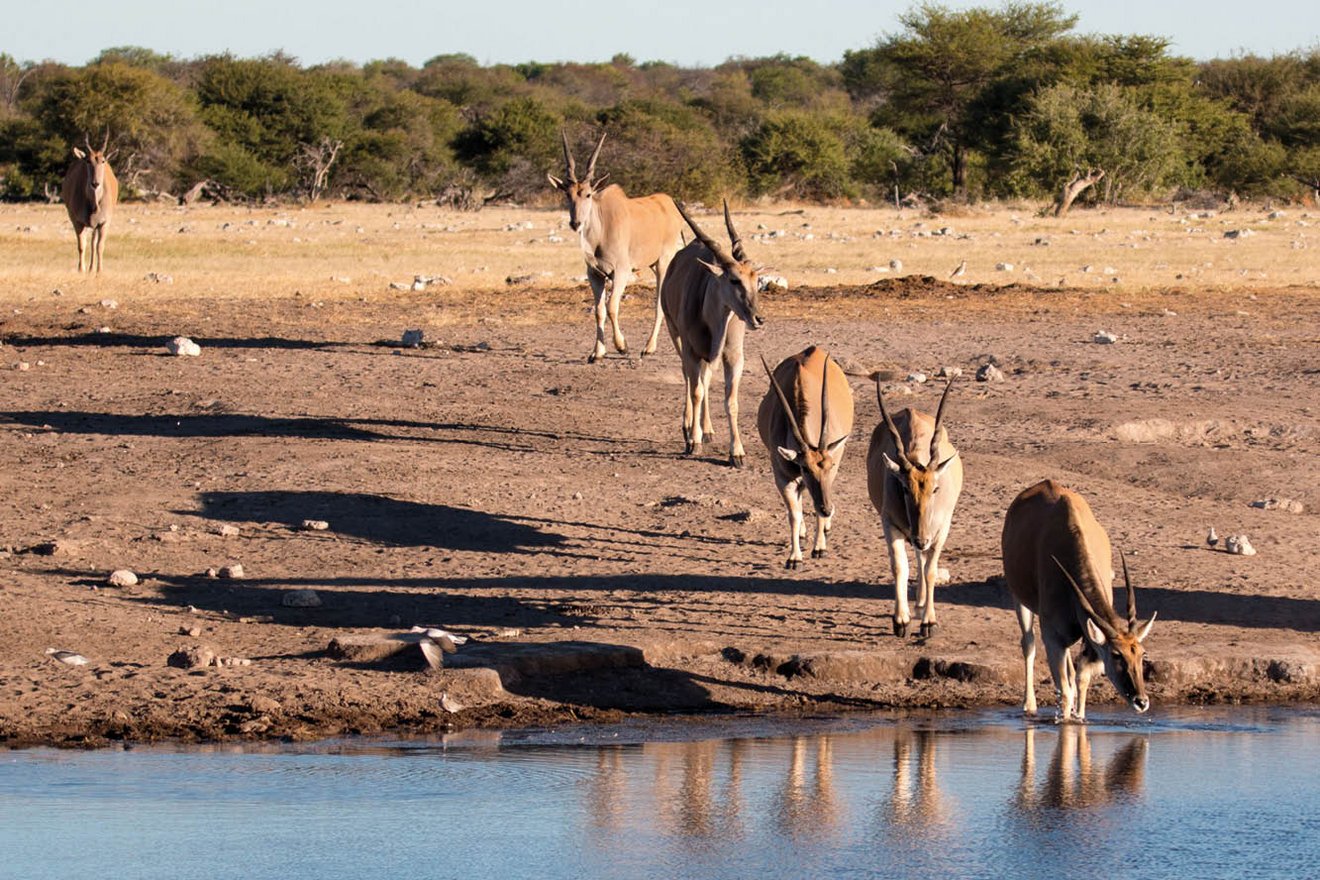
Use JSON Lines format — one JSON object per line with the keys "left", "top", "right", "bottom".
{"left": 1001, "top": 480, "right": 1157, "bottom": 721}
{"left": 547, "top": 131, "right": 685, "bottom": 363}
{"left": 62, "top": 132, "right": 119, "bottom": 273}
{"left": 758, "top": 347, "right": 855, "bottom": 568}
{"left": 660, "top": 200, "right": 765, "bottom": 467}
{"left": 867, "top": 379, "right": 962, "bottom": 638}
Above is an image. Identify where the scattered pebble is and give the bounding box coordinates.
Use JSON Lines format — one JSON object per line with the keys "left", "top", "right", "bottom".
{"left": 166, "top": 337, "right": 201, "bottom": 357}
{"left": 247, "top": 695, "right": 281, "bottom": 715}
{"left": 145, "top": 272, "right": 173, "bottom": 284}
{"left": 106, "top": 569, "right": 138, "bottom": 588}
{"left": 1093, "top": 330, "right": 1118, "bottom": 344}
{"left": 440, "top": 693, "right": 464, "bottom": 714}
{"left": 219, "top": 564, "right": 245, "bottom": 579}
{"left": 282, "top": 589, "right": 322, "bottom": 608}
{"left": 936, "top": 366, "right": 962, "bottom": 379}
{"left": 168, "top": 645, "right": 216, "bottom": 669}
{"left": 995, "top": 262, "right": 1014, "bottom": 271}
{"left": 218, "top": 524, "right": 240, "bottom": 537}
{"left": 889, "top": 259, "right": 903, "bottom": 271}
{"left": 1251, "top": 498, "right": 1304, "bottom": 514}
{"left": 505, "top": 273, "right": 535, "bottom": 286}
{"left": 401, "top": 329, "right": 424, "bottom": 348}
{"left": 179, "top": 626, "right": 202, "bottom": 637}
{"left": 759, "top": 275, "right": 789, "bottom": 292}
{"left": 975, "top": 363, "right": 1004, "bottom": 383}
{"left": 301, "top": 520, "right": 330, "bottom": 531}
{"left": 907, "top": 372, "right": 928, "bottom": 383}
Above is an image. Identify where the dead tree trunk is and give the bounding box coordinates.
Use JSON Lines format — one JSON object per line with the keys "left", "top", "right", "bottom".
{"left": 1055, "top": 168, "right": 1105, "bottom": 217}
{"left": 298, "top": 138, "right": 344, "bottom": 203}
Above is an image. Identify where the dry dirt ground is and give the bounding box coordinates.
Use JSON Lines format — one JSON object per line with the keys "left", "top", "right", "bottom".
{"left": 1, "top": 202, "right": 1317, "bottom": 747}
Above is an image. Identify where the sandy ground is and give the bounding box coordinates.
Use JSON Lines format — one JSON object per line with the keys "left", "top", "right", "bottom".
{"left": 1, "top": 202, "right": 1317, "bottom": 747}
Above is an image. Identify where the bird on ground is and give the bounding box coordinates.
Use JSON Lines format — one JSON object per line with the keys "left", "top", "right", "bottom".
{"left": 949, "top": 260, "right": 967, "bottom": 279}
{"left": 1207, "top": 526, "right": 1219, "bottom": 550}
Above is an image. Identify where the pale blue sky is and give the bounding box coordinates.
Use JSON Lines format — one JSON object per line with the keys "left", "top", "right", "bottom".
{"left": 7, "top": 0, "right": 1317, "bottom": 67}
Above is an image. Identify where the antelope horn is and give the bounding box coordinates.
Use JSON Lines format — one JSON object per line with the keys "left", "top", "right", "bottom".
{"left": 585, "top": 130, "right": 606, "bottom": 183}
{"left": 929, "top": 376, "right": 954, "bottom": 465}
{"left": 84, "top": 132, "right": 93, "bottom": 153}
{"left": 560, "top": 130, "right": 577, "bottom": 182}
{"left": 101, "top": 128, "right": 110, "bottom": 152}
{"left": 1052, "top": 556, "right": 1121, "bottom": 642}
{"left": 723, "top": 199, "right": 747, "bottom": 262}
{"left": 675, "top": 200, "right": 733, "bottom": 266}
{"left": 1120, "top": 550, "right": 1137, "bottom": 629}
{"left": 875, "top": 378, "right": 912, "bottom": 468}
{"left": 819, "top": 352, "right": 831, "bottom": 448}
{"left": 762, "top": 355, "right": 809, "bottom": 451}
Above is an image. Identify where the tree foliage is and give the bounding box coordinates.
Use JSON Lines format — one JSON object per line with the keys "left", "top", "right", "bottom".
{"left": 0, "top": 9, "right": 1315, "bottom": 206}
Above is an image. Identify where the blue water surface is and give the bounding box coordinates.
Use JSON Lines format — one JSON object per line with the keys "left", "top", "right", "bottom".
{"left": 2, "top": 707, "right": 1317, "bottom": 880}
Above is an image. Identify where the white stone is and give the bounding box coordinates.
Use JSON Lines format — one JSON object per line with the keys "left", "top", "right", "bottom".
{"left": 1225, "top": 534, "right": 1256, "bottom": 556}
{"left": 996, "top": 262, "right": 1014, "bottom": 271}
{"left": 907, "top": 372, "right": 928, "bottom": 383}
{"left": 889, "top": 259, "right": 903, "bottom": 271}
{"left": 301, "top": 519, "right": 330, "bottom": 531}
{"left": 282, "top": 589, "right": 322, "bottom": 608}
{"left": 758, "top": 275, "right": 789, "bottom": 292}
{"left": 1093, "top": 330, "right": 1118, "bottom": 344}
{"left": 976, "top": 363, "right": 1004, "bottom": 383}
{"left": 166, "top": 337, "right": 201, "bottom": 357}
{"left": 219, "top": 524, "right": 240, "bottom": 537}
{"left": 107, "top": 569, "right": 138, "bottom": 587}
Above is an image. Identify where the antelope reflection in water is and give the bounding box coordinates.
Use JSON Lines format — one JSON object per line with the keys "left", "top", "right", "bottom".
{"left": 1014, "top": 725, "right": 1147, "bottom": 813}
{"left": 883, "top": 728, "right": 952, "bottom": 835}
{"left": 773, "top": 736, "right": 842, "bottom": 839}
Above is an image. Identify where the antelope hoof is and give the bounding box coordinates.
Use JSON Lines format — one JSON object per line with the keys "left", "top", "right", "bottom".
{"left": 919, "top": 622, "right": 938, "bottom": 640}
{"left": 587, "top": 352, "right": 601, "bottom": 364}
{"left": 785, "top": 558, "right": 800, "bottom": 570}
{"left": 729, "top": 454, "right": 745, "bottom": 469}
{"left": 685, "top": 441, "right": 702, "bottom": 457}
{"left": 811, "top": 548, "right": 826, "bottom": 559}
{"left": 893, "top": 619, "right": 908, "bottom": 638}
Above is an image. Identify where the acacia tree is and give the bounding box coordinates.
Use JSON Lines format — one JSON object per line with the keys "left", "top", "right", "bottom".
{"left": 845, "top": 2, "right": 1077, "bottom": 195}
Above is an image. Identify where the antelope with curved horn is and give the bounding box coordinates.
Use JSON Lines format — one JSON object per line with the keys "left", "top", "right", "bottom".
{"left": 1001, "top": 479, "right": 1157, "bottom": 721}
{"left": 660, "top": 200, "right": 765, "bottom": 467}
{"left": 866, "top": 378, "right": 962, "bottom": 638}
{"left": 547, "top": 130, "right": 685, "bottom": 363}
{"left": 61, "top": 131, "right": 119, "bottom": 273}
{"left": 757, "top": 347, "right": 855, "bottom": 568}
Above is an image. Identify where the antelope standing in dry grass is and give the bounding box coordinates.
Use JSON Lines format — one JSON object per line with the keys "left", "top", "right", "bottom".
{"left": 62, "top": 132, "right": 119, "bottom": 273}
{"left": 1001, "top": 479, "right": 1157, "bottom": 721}
{"left": 867, "top": 379, "right": 962, "bottom": 638}
{"left": 547, "top": 131, "right": 685, "bottom": 363}
{"left": 660, "top": 200, "right": 765, "bottom": 467}
{"left": 758, "top": 347, "right": 854, "bottom": 568}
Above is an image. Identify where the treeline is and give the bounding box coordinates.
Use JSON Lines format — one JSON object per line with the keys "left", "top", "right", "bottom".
{"left": 1, "top": 3, "right": 1317, "bottom": 209}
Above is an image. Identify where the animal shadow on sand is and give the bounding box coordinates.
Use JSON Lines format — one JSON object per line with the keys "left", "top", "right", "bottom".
{"left": 1, "top": 331, "right": 350, "bottom": 351}
{"left": 183, "top": 489, "right": 567, "bottom": 552}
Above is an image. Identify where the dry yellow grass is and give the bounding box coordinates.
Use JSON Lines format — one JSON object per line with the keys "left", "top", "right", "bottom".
{"left": 1, "top": 200, "right": 1315, "bottom": 319}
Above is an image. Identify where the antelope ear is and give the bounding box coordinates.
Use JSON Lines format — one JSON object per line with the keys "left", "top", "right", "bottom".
{"left": 777, "top": 446, "right": 799, "bottom": 462}
{"left": 1085, "top": 618, "right": 1108, "bottom": 646}
{"left": 934, "top": 453, "right": 957, "bottom": 475}
{"left": 73, "top": 147, "right": 86, "bottom": 159}
{"left": 1135, "top": 611, "right": 1157, "bottom": 642}
{"left": 882, "top": 452, "right": 902, "bottom": 474}
{"left": 825, "top": 436, "right": 848, "bottom": 454}
{"left": 546, "top": 173, "right": 564, "bottom": 189}
{"left": 698, "top": 258, "right": 725, "bottom": 278}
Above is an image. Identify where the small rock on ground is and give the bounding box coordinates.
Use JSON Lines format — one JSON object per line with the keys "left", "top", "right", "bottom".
{"left": 282, "top": 589, "right": 322, "bottom": 608}
{"left": 106, "top": 569, "right": 138, "bottom": 587}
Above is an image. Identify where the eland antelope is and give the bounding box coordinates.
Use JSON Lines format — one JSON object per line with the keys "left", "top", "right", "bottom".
{"left": 867, "top": 378, "right": 962, "bottom": 638}
{"left": 62, "top": 132, "right": 119, "bottom": 273}
{"left": 547, "top": 131, "right": 685, "bottom": 363}
{"left": 757, "top": 347, "right": 854, "bottom": 568}
{"left": 661, "top": 200, "right": 765, "bottom": 467}
{"left": 1001, "top": 480, "right": 1157, "bottom": 721}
